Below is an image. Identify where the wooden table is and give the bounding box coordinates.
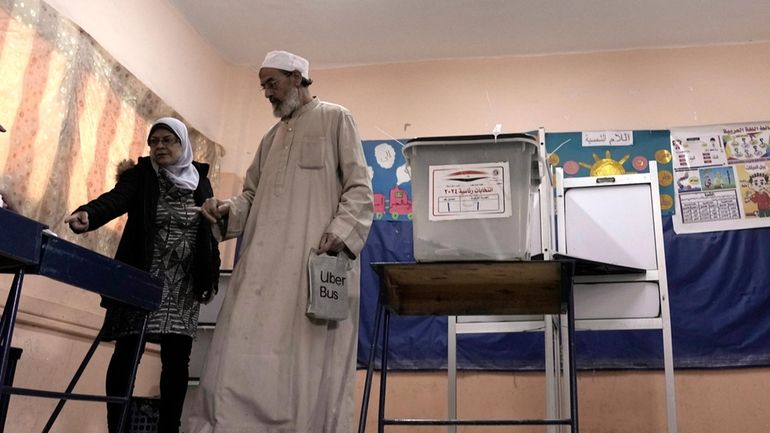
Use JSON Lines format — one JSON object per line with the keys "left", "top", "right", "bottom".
{"left": 359, "top": 260, "right": 578, "bottom": 433}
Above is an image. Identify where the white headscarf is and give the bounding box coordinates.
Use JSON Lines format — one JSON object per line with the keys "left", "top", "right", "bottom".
{"left": 150, "top": 117, "right": 200, "bottom": 191}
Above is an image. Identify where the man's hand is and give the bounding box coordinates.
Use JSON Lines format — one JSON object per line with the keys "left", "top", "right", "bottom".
{"left": 200, "top": 198, "right": 230, "bottom": 223}
{"left": 197, "top": 289, "right": 216, "bottom": 304}
{"left": 64, "top": 211, "right": 89, "bottom": 233}
{"left": 317, "top": 232, "right": 345, "bottom": 255}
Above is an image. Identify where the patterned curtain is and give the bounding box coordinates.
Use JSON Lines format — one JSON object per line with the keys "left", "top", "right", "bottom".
{"left": 0, "top": 0, "right": 223, "bottom": 256}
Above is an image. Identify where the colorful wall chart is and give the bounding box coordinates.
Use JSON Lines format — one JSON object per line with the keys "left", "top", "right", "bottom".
{"left": 544, "top": 130, "right": 675, "bottom": 215}
{"left": 670, "top": 122, "right": 770, "bottom": 234}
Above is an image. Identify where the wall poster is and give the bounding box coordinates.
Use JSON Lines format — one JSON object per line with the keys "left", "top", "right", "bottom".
{"left": 671, "top": 122, "right": 770, "bottom": 234}
{"left": 545, "top": 130, "right": 675, "bottom": 215}
{"left": 361, "top": 140, "right": 413, "bottom": 221}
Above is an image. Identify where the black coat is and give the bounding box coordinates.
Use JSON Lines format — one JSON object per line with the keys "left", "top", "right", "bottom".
{"left": 77, "top": 157, "right": 220, "bottom": 301}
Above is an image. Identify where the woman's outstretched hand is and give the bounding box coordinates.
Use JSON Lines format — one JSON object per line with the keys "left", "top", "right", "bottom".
{"left": 64, "top": 211, "right": 89, "bottom": 233}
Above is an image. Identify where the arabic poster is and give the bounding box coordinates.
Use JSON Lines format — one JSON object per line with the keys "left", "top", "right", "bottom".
{"left": 361, "top": 139, "right": 413, "bottom": 221}
{"left": 545, "top": 130, "right": 675, "bottom": 215}
{"left": 671, "top": 122, "right": 770, "bottom": 234}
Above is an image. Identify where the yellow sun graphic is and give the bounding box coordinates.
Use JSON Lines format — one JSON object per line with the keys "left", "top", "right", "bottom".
{"left": 578, "top": 150, "right": 630, "bottom": 176}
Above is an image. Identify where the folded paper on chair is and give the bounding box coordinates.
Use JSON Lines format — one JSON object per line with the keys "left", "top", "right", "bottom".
{"left": 306, "top": 249, "right": 351, "bottom": 321}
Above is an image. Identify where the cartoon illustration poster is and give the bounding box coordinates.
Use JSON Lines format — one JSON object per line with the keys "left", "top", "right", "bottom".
{"left": 671, "top": 134, "right": 728, "bottom": 169}
{"left": 545, "top": 130, "right": 675, "bottom": 215}
{"left": 361, "top": 140, "right": 413, "bottom": 221}
{"left": 671, "top": 122, "right": 770, "bottom": 234}
{"left": 737, "top": 162, "right": 770, "bottom": 218}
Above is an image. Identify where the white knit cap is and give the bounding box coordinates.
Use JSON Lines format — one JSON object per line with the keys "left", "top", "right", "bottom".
{"left": 260, "top": 50, "right": 309, "bottom": 79}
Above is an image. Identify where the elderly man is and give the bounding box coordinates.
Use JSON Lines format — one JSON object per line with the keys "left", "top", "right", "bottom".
{"left": 187, "top": 51, "right": 373, "bottom": 433}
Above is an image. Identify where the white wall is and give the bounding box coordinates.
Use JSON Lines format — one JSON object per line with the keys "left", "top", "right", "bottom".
{"left": 311, "top": 43, "right": 770, "bottom": 140}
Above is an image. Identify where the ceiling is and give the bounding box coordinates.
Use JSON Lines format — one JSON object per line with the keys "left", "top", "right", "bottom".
{"left": 167, "top": 0, "right": 770, "bottom": 70}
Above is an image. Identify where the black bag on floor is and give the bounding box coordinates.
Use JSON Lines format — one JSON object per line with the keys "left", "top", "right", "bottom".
{"left": 128, "top": 397, "right": 159, "bottom": 433}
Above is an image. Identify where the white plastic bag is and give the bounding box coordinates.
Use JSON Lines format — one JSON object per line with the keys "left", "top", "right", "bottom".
{"left": 306, "top": 249, "right": 351, "bottom": 321}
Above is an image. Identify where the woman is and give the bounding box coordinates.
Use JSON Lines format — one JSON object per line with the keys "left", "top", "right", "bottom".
{"left": 65, "top": 117, "right": 220, "bottom": 433}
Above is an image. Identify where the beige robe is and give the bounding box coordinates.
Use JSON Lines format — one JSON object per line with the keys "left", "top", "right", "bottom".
{"left": 187, "top": 98, "right": 373, "bottom": 433}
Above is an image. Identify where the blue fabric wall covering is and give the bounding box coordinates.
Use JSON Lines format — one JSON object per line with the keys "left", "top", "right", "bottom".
{"left": 357, "top": 218, "right": 770, "bottom": 370}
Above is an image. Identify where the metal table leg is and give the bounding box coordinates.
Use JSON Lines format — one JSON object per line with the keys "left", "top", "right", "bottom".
{"left": 116, "top": 316, "right": 150, "bottom": 433}
{"left": 38, "top": 314, "right": 150, "bottom": 433}
{"left": 377, "top": 310, "right": 391, "bottom": 433}
{"left": 42, "top": 327, "right": 105, "bottom": 433}
{"left": 0, "top": 269, "right": 24, "bottom": 433}
{"left": 358, "top": 297, "right": 383, "bottom": 433}
{"left": 567, "top": 274, "right": 579, "bottom": 433}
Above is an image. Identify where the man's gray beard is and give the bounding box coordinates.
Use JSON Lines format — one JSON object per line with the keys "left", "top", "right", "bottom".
{"left": 273, "top": 87, "right": 301, "bottom": 118}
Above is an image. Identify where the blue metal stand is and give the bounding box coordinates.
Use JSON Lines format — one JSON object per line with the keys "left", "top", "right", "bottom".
{"left": 0, "top": 209, "right": 162, "bottom": 433}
